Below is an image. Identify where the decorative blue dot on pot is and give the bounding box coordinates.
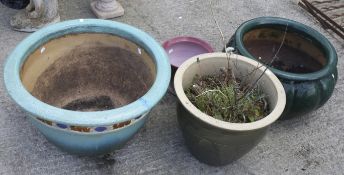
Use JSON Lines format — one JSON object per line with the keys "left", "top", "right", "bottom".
{"left": 95, "top": 127, "right": 107, "bottom": 132}
{"left": 56, "top": 123, "right": 68, "bottom": 129}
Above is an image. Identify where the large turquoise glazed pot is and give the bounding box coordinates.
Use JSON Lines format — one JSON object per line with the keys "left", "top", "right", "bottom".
{"left": 226, "top": 17, "right": 338, "bottom": 119}
{"left": 3, "top": 19, "right": 171, "bottom": 155}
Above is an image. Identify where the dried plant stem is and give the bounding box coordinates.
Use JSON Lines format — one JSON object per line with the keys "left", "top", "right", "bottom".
{"left": 209, "top": 1, "right": 232, "bottom": 74}
{"left": 196, "top": 89, "right": 227, "bottom": 98}
{"left": 209, "top": 0, "right": 238, "bottom": 104}
{"left": 186, "top": 1, "right": 285, "bottom": 123}
{"left": 238, "top": 24, "right": 289, "bottom": 101}
{"left": 238, "top": 57, "right": 270, "bottom": 89}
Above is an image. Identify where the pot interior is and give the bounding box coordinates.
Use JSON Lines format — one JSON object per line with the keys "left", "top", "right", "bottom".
{"left": 181, "top": 56, "right": 279, "bottom": 116}
{"left": 243, "top": 26, "right": 327, "bottom": 73}
{"left": 21, "top": 33, "right": 156, "bottom": 111}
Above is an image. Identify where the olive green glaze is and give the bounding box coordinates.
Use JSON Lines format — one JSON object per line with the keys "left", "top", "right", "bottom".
{"left": 227, "top": 17, "right": 338, "bottom": 119}
{"left": 177, "top": 104, "right": 267, "bottom": 166}
{"left": 174, "top": 53, "right": 286, "bottom": 166}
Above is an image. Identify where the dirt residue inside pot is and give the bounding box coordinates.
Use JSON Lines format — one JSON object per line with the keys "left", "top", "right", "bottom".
{"left": 62, "top": 96, "right": 115, "bottom": 111}
{"left": 30, "top": 44, "right": 155, "bottom": 111}
{"left": 243, "top": 28, "right": 327, "bottom": 74}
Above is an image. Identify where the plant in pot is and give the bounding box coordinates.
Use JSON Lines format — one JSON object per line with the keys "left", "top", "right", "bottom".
{"left": 174, "top": 52, "right": 286, "bottom": 165}
{"left": 226, "top": 17, "right": 338, "bottom": 119}
{"left": 4, "top": 19, "right": 171, "bottom": 155}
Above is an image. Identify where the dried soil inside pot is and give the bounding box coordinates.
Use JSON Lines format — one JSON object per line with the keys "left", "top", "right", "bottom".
{"left": 243, "top": 27, "right": 327, "bottom": 73}
{"left": 20, "top": 33, "right": 156, "bottom": 111}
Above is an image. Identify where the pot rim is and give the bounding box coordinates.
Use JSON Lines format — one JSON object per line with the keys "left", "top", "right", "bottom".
{"left": 174, "top": 52, "right": 286, "bottom": 131}
{"left": 234, "top": 16, "right": 337, "bottom": 81}
{"left": 3, "top": 19, "right": 171, "bottom": 126}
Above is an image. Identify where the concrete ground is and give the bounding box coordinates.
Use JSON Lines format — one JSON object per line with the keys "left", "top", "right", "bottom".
{"left": 0, "top": 0, "right": 343, "bottom": 174}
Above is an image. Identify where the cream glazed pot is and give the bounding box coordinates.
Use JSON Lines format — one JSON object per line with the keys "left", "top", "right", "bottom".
{"left": 174, "top": 53, "right": 286, "bottom": 166}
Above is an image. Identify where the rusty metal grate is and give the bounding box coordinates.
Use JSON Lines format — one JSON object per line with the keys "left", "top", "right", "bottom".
{"left": 297, "top": 0, "right": 344, "bottom": 39}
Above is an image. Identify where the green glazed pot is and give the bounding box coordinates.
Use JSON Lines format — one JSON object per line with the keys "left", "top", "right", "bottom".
{"left": 226, "top": 17, "right": 338, "bottom": 119}
{"left": 174, "top": 53, "right": 286, "bottom": 165}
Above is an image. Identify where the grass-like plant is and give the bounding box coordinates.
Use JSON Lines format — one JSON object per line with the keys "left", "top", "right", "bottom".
{"left": 185, "top": 71, "right": 268, "bottom": 123}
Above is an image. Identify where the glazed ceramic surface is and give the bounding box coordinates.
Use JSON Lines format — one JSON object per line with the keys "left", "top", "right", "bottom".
{"left": 227, "top": 17, "right": 337, "bottom": 119}
{"left": 4, "top": 19, "right": 171, "bottom": 155}
{"left": 174, "top": 53, "right": 286, "bottom": 165}
{"left": 163, "top": 36, "right": 213, "bottom": 76}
